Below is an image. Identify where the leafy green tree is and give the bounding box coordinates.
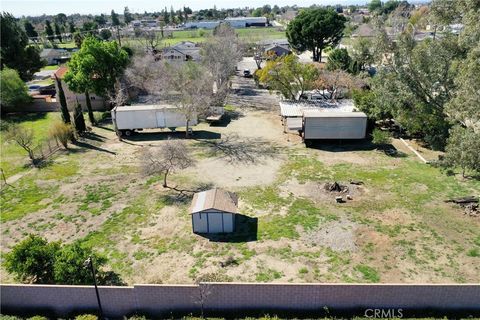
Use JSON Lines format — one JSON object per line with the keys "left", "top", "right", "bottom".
{"left": 326, "top": 48, "right": 352, "bottom": 72}
{"left": 64, "top": 36, "right": 130, "bottom": 123}
{"left": 352, "top": 88, "right": 391, "bottom": 121}
{"left": 0, "top": 68, "right": 31, "bottom": 110}
{"left": 443, "top": 126, "right": 480, "bottom": 178}
{"left": 99, "top": 28, "right": 112, "bottom": 40}
{"left": 368, "top": 0, "right": 383, "bottom": 13}
{"left": 94, "top": 14, "right": 107, "bottom": 27}
{"left": 258, "top": 54, "right": 319, "bottom": 100}
{"left": 286, "top": 8, "right": 346, "bottom": 62}
{"left": 372, "top": 34, "right": 461, "bottom": 150}
{"left": 1, "top": 13, "right": 44, "bottom": 80}
{"left": 68, "top": 21, "right": 76, "bottom": 34}
{"left": 54, "top": 74, "right": 71, "bottom": 124}
{"left": 23, "top": 20, "right": 38, "bottom": 39}
{"left": 4, "top": 235, "right": 60, "bottom": 284}
{"left": 252, "top": 8, "right": 263, "bottom": 17}
{"left": 124, "top": 7, "right": 133, "bottom": 24}
{"left": 446, "top": 44, "right": 480, "bottom": 129}
{"left": 45, "top": 20, "right": 55, "bottom": 41}
{"left": 81, "top": 21, "right": 98, "bottom": 36}
{"left": 54, "top": 242, "right": 107, "bottom": 285}
{"left": 54, "top": 22, "right": 62, "bottom": 42}
{"left": 73, "top": 32, "right": 83, "bottom": 48}
{"left": 371, "top": 128, "right": 392, "bottom": 146}
{"left": 55, "top": 13, "right": 68, "bottom": 26}
{"left": 351, "top": 37, "right": 374, "bottom": 72}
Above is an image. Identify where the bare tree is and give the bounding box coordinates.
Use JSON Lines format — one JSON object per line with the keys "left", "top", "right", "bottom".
{"left": 201, "top": 23, "right": 243, "bottom": 106}
{"left": 5, "top": 125, "right": 36, "bottom": 163}
{"left": 313, "top": 69, "right": 365, "bottom": 102}
{"left": 141, "top": 138, "right": 195, "bottom": 188}
{"left": 253, "top": 45, "right": 265, "bottom": 70}
{"left": 141, "top": 30, "right": 163, "bottom": 53}
{"left": 165, "top": 62, "right": 213, "bottom": 137}
{"left": 193, "top": 282, "right": 212, "bottom": 319}
{"left": 124, "top": 55, "right": 169, "bottom": 98}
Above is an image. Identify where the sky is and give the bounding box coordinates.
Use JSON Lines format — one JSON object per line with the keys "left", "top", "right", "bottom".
{"left": 1, "top": 0, "right": 371, "bottom": 17}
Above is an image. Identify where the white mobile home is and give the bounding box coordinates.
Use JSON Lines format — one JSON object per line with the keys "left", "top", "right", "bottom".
{"left": 190, "top": 189, "right": 238, "bottom": 234}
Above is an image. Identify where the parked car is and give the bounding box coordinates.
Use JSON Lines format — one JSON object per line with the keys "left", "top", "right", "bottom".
{"left": 243, "top": 69, "right": 252, "bottom": 78}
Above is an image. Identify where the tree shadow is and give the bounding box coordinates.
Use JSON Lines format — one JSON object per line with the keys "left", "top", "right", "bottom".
{"left": 306, "top": 139, "right": 378, "bottom": 152}
{"left": 194, "top": 134, "right": 279, "bottom": 164}
{"left": 125, "top": 130, "right": 221, "bottom": 142}
{"left": 71, "top": 141, "right": 117, "bottom": 155}
{"left": 159, "top": 182, "right": 216, "bottom": 205}
{"left": 82, "top": 131, "right": 107, "bottom": 143}
{"left": 196, "top": 214, "right": 258, "bottom": 243}
{"left": 209, "top": 110, "right": 245, "bottom": 128}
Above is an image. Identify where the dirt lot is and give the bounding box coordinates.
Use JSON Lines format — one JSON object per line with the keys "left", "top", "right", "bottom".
{"left": 1, "top": 72, "right": 479, "bottom": 285}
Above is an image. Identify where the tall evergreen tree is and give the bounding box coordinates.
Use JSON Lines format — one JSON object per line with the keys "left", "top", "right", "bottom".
{"left": 23, "top": 21, "right": 38, "bottom": 39}
{"left": 54, "top": 22, "right": 62, "bottom": 42}
{"left": 1, "top": 13, "right": 44, "bottom": 80}
{"left": 45, "top": 20, "right": 55, "bottom": 41}
{"left": 54, "top": 74, "right": 71, "bottom": 124}
{"left": 73, "top": 102, "right": 86, "bottom": 133}
{"left": 111, "top": 10, "right": 122, "bottom": 46}
{"left": 124, "top": 7, "right": 133, "bottom": 24}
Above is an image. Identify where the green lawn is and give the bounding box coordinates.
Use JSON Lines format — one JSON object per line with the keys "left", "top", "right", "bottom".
{"left": 40, "top": 65, "right": 60, "bottom": 71}
{"left": 0, "top": 113, "right": 60, "bottom": 178}
{"left": 76, "top": 27, "right": 286, "bottom": 50}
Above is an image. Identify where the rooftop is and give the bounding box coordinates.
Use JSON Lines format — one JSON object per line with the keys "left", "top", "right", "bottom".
{"left": 190, "top": 188, "right": 238, "bottom": 214}
{"left": 279, "top": 99, "right": 357, "bottom": 117}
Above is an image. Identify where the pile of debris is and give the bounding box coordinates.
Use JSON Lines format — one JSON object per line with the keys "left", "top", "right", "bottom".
{"left": 445, "top": 196, "right": 479, "bottom": 217}
{"left": 324, "top": 181, "right": 363, "bottom": 203}
{"left": 324, "top": 181, "right": 349, "bottom": 193}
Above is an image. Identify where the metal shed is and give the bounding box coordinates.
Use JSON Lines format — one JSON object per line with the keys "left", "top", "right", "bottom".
{"left": 302, "top": 111, "right": 368, "bottom": 140}
{"left": 279, "top": 99, "right": 358, "bottom": 132}
{"left": 190, "top": 189, "right": 238, "bottom": 234}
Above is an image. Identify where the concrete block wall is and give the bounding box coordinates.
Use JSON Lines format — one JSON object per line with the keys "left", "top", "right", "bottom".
{"left": 1, "top": 283, "right": 479, "bottom": 318}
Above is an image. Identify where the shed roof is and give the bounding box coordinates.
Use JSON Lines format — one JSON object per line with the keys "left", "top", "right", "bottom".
{"left": 190, "top": 188, "right": 238, "bottom": 214}
{"left": 114, "top": 104, "right": 178, "bottom": 112}
{"left": 303, "top": 110, "right": 367, "bottom": 118}
{"left": 279, "top": 99, "right": 356, "bottom": 117}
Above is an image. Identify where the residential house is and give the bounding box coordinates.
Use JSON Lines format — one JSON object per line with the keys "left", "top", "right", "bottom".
{"left": 157, "top": 41, "right": 201, "bottom": 62}
{"left": 40, "top": 49, "right": 70, "bottom": 65}
{"left": 264, "top": 44, "right": 292, "bottom": 58}
{"left": 52, "top": 67, "right": 105, "bottom": 110}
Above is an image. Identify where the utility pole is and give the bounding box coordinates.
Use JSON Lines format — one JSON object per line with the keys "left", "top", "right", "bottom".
{"left": 84, "top": 257, "right": 104, "bottom": 319}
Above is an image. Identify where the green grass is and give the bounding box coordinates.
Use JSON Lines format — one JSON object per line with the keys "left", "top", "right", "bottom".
{"left": 78, "top": 183, "right": 116, "bottom": 216}
{"left": 0, "top": 113, "right": 60, "bottom": 178}
{"left": 0, "top": 175, "right": 57, "bottom": 222}
{"left": 255, "top": 267, "right": 283, "bottom": 282}
{"left": 354, "top": 264, "right": 380, "bottom": 283}
{"left": 467, "top": 248, "right": 479, "bottom": 257}
{"left": 40, "top": 65, "right": 60, "bottom": 71}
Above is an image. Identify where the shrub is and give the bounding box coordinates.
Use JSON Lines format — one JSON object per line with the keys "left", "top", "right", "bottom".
{"left": 371, "top": 128, "right": 392, "bottom": 146}
{"left": 49, "top": 121, "right": 73, "bottom": 149}
{"left": 74, "top": 315, "right": 98, "bottom": 320}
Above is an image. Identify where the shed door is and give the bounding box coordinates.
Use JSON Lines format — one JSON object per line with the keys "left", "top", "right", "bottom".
{"left": 156, "top": 111, "right": 166, "bottom": 128}
{"left": 207, "top": 213, "right": 224, "bottom": 233}
{"left": 193, "top": 213, "right": 208, "bottom": 233}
